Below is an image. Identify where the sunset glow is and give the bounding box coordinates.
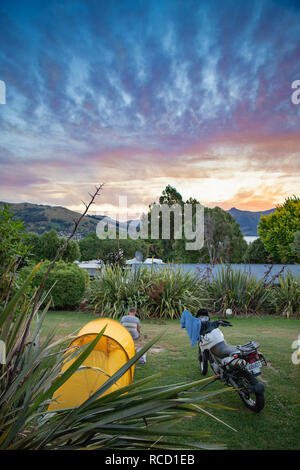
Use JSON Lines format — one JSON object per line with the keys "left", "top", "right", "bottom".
{"left": 0, "top": 0, "right": 299, "bottom": 217}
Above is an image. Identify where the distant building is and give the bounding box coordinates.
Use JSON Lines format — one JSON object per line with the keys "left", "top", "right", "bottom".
{"left": 75, "top": 260, "right": 104, "bottom": 276}
{"left": 144, "top": 258, "right": 164, "bottom": 265}
{"left": 125, "top": 257, "right": 164, "bottom": 265}
{"left": 59, "top": 231, "right": 85, "bottom": 241}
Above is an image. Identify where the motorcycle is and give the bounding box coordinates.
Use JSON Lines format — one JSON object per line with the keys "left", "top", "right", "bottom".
{"left": 198, "top": 313, "right": 267, "bottom": 412}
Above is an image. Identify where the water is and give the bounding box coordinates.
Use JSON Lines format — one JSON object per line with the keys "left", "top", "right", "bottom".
{"left": 244, "top": 236, "right": 259, "bottom": 244}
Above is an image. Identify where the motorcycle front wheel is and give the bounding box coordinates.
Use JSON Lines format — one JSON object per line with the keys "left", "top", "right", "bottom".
{"left": 237, "top": 370, "right": 265, "bottom": 413}
{"left": 198, "top": 348, "right": 208, "bottom": 375}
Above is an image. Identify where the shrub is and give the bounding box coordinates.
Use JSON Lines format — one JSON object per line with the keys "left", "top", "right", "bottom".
{"left": 207, "top": 265, "right": 273, "bottom": 316}
{"left": 88, "top": 264, "right": 299, "bottom": 319}
{"left": 145, "top": 266, "right": 208, "bottom": 319}
{"left": 87, "top": 265, "right": 153, "bottom": 318}
{"left": 258, "top": 196, "right": 300, "bottom": 263}
{"left": 243, "top": 238, "right": 270, "bottom": 264}
{"left": 21, "top": 260, "right": 89, "bottom": 309}
{"left": 87, "top": 265, "right": 208, "bottom": 319}
{"left": 273, "top": 270, "right": 300, "bottom": 318}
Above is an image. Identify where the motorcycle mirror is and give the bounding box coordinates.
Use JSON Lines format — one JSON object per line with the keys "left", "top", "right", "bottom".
{"left": 225, "top": 308, "right": 233, "bottom": 317}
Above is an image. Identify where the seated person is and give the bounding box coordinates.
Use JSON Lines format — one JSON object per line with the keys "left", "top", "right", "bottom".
{"left": 120, "top": 307, "right": 146, "bottom": 364}
{"left": 120, "top": 307, "right": 141, "bottom": 340}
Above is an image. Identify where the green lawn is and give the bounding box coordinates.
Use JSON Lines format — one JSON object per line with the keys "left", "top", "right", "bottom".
{"left": 37, "top": 312, "right": 300, "bottom": 450}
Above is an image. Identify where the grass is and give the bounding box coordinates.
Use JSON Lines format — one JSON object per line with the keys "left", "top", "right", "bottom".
{"left": 36, "top": 311, "right": 300, "bottom": 450}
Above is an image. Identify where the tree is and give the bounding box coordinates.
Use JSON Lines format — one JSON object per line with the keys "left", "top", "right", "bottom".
{"left": 61, "top": 239, "right": 81, "bottom": 262}
{"left": 291, "top": 230, "right": 300, "bottom": 261}
{"left": 22, "top": 231, "right": 42, "bottom": 261}
{"left": 79, "top": 233, "right": 148, "bottom": 262}
{"left": 148, "top": 186, "right": 247, "bottom": 263}
{"left": 32, "top": 229, "right": 81, "bottom": 263}
{"left": 79, "top": 233, "right": 102, "bottom": 260}
{"left": 175, "top": 206, "right": 247, "bottom": 264}
{"left": 174, "top": 206, "right": 247, "bottom": 264}
{"left": 21, "top": 230, "right": 81, "bottom": 263}
{"left": 199, "top": 207, "right": 247, "bottom": 264}
{"left": 243, "top": 238, "right": 270, "bottom": 264}
{"left": 159, "top": 184, "right": 184, "bottom": 206}
{"left": 258, "top": 196, "right": 300, "bottom": 263}
{"left": 0, "top": 204, "right": 28, "bottom": 272}
{"left": 40, "top": 229, "right": 61, "bottom": 261}
{"left": 147, "top": 185, "right": 185, "bottom": 261}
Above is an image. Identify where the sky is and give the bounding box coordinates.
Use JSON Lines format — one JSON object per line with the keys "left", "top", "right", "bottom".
{"left": 0, "top": 0, "right": 299, "bottom": 219}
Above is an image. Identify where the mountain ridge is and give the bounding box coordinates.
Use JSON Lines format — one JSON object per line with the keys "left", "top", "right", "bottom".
{"left": 0, "top": 200, "right": 275, "bottom": 237}
{"left": 228, "top": 207, "right": 276, "bottom": 236}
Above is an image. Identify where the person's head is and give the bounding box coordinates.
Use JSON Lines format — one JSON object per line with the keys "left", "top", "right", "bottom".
{"left": 128, "top": 307, "right": 137, "bottom": 316}
{"left": 196, "top": 308, "right": 210, "bottom": 318}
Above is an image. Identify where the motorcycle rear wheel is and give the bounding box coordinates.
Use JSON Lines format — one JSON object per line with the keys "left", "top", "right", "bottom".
{"left": 237, "top": 370, "right": 265, "bottom": 413}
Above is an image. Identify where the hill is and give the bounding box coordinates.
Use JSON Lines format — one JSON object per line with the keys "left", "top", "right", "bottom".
{"left": 0, "top": 201, "right": 101, "bottom": 238}
{"left": 0, "top": 201, "right": 129, "bottom": 238}
{"left": 228, "top": 207, "right": 275, "bottom": 236}
{"left": 1, "top": 201, "right": 276, "bottom": 238}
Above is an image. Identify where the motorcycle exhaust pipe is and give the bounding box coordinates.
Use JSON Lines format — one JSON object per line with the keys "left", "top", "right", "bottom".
{"left": 222, "top": 357, "right": 247, "bottom": 368}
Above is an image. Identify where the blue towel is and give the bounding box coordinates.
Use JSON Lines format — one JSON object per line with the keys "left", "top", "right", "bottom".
{"left": 180, "top": 310, "right": 202, "bottom": 347}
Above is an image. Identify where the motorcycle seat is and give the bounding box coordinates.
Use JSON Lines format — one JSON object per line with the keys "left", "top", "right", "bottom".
{"left": 210, "top": 341, "right": 239, "bottom": 358}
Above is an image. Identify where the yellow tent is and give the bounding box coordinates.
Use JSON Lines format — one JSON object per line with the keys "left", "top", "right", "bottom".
{"left": 48, "top": 318, "right": 135, "bottom": 411}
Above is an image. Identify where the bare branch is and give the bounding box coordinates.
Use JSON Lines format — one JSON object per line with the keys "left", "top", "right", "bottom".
{"left": 14, "top": 183, "right": 104, "bottom": 366}
{"left": 32, "top": 183, "right": 104, "bottom": 313}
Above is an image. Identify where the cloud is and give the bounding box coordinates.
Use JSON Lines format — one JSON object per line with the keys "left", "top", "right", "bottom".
{"left": 0, "top": 0, "right": 299, "bottom": 215}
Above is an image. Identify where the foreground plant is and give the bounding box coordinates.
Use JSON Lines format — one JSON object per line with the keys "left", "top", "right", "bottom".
{"left": 0, "top": 264, "right": 235, "bottom": 450}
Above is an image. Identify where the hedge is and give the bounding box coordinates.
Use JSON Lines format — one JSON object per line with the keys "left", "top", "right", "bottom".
{"left": 20, "top": 260, "right": 89, "bottom": 310}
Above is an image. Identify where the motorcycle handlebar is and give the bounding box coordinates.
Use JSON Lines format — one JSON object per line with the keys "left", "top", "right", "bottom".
{"left": 217, "top": 320, "right": 233, "bottom": 327}
{"left": 199, "top": 319, "right": 233, "bottom": 335}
